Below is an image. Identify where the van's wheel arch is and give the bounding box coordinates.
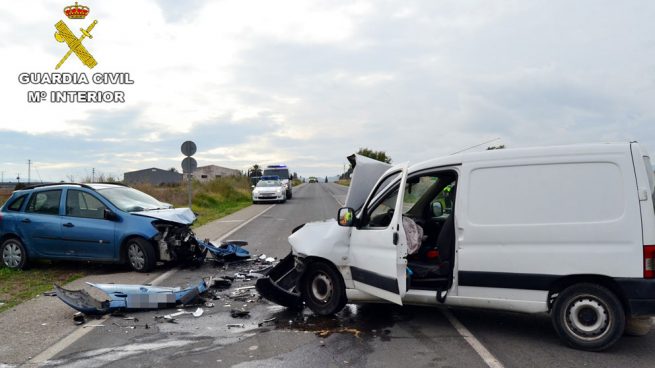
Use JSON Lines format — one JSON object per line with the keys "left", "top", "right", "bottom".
{"left": 300, "top": 259, "right": 346, "bottom": 315}
{"left": 551, "top": 283, "right": 625, "bottom": 351}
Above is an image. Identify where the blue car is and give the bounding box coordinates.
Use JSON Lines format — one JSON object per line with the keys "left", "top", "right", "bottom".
{"left": 0, "top": 183, "right": 204, "bottom": 272}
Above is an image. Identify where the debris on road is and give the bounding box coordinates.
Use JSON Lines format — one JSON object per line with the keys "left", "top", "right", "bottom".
{"left": 203, "top": 240, "right": 250, "bottom": 260}
{"left": 54, "top": 280, "right": 208, "bottom": 315}
{"left": 42, "top": 291, "right": 57, "bottom": 297}
{"left": 258, "top": 317, "right": 277, "bottom": 327}
{"left": 73, "top": 312, "right": 86, "bottom": 325}
{"left": 227, "top": 323, "right": 245, "bottom": 329}
{"left": 230, "top": 309, "right": 250, "bottom": 318}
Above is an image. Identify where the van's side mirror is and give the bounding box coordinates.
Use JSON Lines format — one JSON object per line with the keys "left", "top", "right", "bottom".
{"left": 337, "top": 207, "right": 355, "bottom": 227}
{"left": 104, "top": 209, "right": 119, "bottom": 221}
{"left": 431, "top": 202, "right": 443, "bottom": 217}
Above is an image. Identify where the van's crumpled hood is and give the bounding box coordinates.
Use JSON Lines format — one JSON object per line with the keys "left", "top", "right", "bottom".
{"left": 288, "top": 219, "right": 351, "bottom": 261}
{"left": 345, "top": 154, "right": 392, "bottom": 211}
{"left": 132, "top": 208, "right": 196, "bottom": 224}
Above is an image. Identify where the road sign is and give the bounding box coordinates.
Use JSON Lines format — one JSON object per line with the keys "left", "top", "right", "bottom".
{"left": 181, "top": 141, "right": 197, "bottom": 157}
{"left": 181, "top": 157, "right": 197, "bottom": 174}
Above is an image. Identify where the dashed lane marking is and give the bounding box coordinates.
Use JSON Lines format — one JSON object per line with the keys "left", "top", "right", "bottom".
{"left": 442, "top": 309, "right": 505, "bottom": 368}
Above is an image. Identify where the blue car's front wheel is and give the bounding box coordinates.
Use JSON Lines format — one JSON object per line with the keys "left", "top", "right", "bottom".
{"left": 1, "top": 238, "right": 27, "bottom": 270}
{"left": 126, "top": 238, "right": 156, "bottom": 273}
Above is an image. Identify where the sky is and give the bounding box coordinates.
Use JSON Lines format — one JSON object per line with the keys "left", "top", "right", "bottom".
{"left": 1, "top": 0, "right": 654, "bottom": 182}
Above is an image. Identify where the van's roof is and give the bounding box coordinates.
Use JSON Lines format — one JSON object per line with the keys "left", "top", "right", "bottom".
{"left": 410, "top": 142, "right": 636, "bottom": 173}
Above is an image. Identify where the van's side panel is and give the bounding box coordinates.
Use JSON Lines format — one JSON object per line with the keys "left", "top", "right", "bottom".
{"left": 455, "top": 144, "right": 643, "bottom": 307}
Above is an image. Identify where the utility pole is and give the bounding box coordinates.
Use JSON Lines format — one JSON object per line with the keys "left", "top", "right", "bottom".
{"left": 1, "top": 171, "right": 4, "bottom": 184}
{"left": 27, "top": 159, "right": 31, "bottom": 184}
{"left": 92, "top": 168, "right": 95, "bottom": 183}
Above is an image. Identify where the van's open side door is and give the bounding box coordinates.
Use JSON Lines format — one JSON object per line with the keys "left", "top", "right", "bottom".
{"left": 348, "top": 164, "right": 408, "bottom": 305}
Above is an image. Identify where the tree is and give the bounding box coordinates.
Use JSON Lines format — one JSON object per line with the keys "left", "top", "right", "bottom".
{"left": 356, "top": 147, "right": 392, "bottom": 164}
{"left": 248, "top": 164, "right": 262, "bottom": 177}
{"left": 325, "top": 176, "right": 328, "bottom": 183}
{"left": 292, "top": 172, "right": 298, "bottom": 180}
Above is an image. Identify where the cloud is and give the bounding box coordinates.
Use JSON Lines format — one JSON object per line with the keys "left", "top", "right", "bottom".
{"left": 1, "top": 0, "right": 655, "bottom": 180}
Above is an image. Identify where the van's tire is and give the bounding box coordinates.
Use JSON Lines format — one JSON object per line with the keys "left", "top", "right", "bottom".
{"left": 624, "top": 317, "right": 653, "bottom": 336}
{"left": 287, "top": 191, "right": 292, "bottom": 199}
{"left": 301, "top": 261, "right": 346, "bottom": 316}
{"left": 126, "top": 238, "right": 156, "bottom": 273}
{"left": 551, "top": 283, "right": 625, "bottom": 351}
{"left": 1, "top": 238, "right": 28, "bottom": 270}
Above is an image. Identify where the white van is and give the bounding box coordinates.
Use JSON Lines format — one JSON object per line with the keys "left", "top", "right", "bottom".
{"left": 256, "top": 142, "right": 655, "bottom": 351}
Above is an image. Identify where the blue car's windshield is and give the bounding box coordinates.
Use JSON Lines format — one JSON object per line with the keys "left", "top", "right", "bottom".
{"left": 97, "top": 187, "right": 164, "bottom": 212}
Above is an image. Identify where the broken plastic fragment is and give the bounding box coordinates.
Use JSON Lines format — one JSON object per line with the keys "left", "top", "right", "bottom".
{"left": 54, "top": 280, "right": 208, "bottom": 315}
{"left": 230, "top": 309, "right": 250, "bottom": 318}
{"left": 227, "top": 323, "right": 244, "bottom": 329}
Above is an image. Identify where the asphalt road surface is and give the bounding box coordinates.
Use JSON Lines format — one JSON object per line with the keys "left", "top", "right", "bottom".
{"left": 22, "top": 183, "right": 655, "bottom": 368}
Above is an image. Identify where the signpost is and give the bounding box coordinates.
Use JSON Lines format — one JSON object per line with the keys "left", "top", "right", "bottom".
{"left": 181, "top": 141, "right": 197, "bottom": 209}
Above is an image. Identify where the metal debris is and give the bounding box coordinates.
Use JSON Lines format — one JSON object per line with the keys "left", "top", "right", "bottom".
{"left": 227, "top": 323, "right": 245, "bottom": 329}
{"left": 258, "top": 317, "right": 277, "bottom": 327}
{"left": 73, "top": 312, "right": 86, "bottom": 326}
{"left": 42, "top": 291, "right": 57, "bottom": 297}
{"left": 230, "top": 309, "right": 250, "bottom": 318}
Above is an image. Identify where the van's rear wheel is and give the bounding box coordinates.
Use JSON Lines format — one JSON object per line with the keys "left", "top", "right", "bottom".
{"left": 301, "top": 261, "right": 346, "bottom": 315}
{"left": 551, "top": 283, "right": 625, "bottom": 351}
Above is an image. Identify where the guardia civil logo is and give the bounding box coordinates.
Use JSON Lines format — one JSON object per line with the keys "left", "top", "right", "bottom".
{"left": 54, "top": 2, "right": 98, "bottom": 70}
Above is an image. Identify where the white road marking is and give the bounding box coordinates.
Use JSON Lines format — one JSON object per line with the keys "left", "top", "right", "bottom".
{"left": 323, "top": 184, "right": 346, "bottom": 206}
{"left": 29, "top": 269, "right": 179, "bottom": 364}
{"left": 213, "top": 204, "right": 276, "bottom": 243}
{"left": 442, "top": 309, "right": 505, "bottom": 368}
{"left": 214, "top": 220, "right": 244, "bottom": 223}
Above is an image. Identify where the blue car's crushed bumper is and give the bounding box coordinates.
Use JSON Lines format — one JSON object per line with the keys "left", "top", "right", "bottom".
{"left": 54, "top": 280, "right": 209, "bottom": 315}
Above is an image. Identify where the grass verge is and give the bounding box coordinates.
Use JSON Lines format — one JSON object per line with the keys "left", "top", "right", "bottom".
{"left": 133, "top": 176, "right": 253, "bottom": 227}
{"left": 0, "top": 264, "right": 85, "bottom": 313}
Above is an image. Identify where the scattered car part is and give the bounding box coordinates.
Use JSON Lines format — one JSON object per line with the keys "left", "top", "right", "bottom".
{"left": 255, "top": 252, "right": 303, "bottom": 309}
{"left": 54, "top": 280, "right": 208, "bottom": 315}
{"left": 230, "top": 309, "right": 250, "bottom": 318}
{"left": 227, "top": 323, "right": 245, "bottom": 329}
{"left": 73, "top": 312, "right": 86, "bottom": 325}
{"left": 258, "top": 317, "right": 277, "bottom": 327}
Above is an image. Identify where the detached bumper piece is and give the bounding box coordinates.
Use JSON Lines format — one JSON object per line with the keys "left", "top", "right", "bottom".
{"left": 198, "top": 239, "right": 250, "bottom": 260}
{"left": 54, "top": 280, "right": 208, "bottom": 315}
{"left": 255, "top": 252, "right": 303, "bottom": 309}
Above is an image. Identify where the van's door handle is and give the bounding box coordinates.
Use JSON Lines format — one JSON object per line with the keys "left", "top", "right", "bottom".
{"left": 21, "top": 218, "right": 31, "bottom": 223}
{"left": 63, "top": 222, "right": 74, "bottom": 228}
{"left": 393, "top": 232, "right": 399, "bottom": 245}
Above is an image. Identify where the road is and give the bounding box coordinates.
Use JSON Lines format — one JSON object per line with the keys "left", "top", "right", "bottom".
{"left": 12, "top": 183, "right": 655, "bottom": 367}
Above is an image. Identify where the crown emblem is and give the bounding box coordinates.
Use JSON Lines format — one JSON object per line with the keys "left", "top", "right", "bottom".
{"left": 63, "top": 2, "right": 90, "bottom": 19}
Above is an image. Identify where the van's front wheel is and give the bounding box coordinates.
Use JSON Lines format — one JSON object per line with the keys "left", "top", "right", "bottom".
{"left": 551, "top": 283, "right": 625, "bottom": 351}
{"left": 301, "top": 261, "right": 346, "bottom": 315}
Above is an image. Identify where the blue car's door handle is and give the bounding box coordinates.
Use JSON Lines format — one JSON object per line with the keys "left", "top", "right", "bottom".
{"left": 21, "top": 218, "right": 31, "bottom": 223}
{"left": 63, "top": 222, "right": 75, "bottom": 228}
